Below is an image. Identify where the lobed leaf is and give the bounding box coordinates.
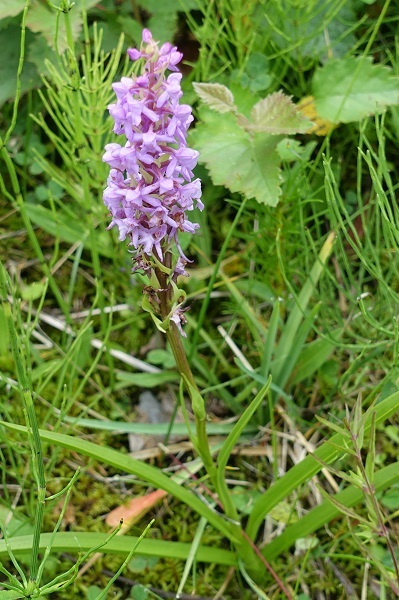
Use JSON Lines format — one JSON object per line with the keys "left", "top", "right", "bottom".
{"left": 191, "top": 109, "right": 283, "bottom": 206}
{"left": 313, "top": 57, "right": 399, "bottom": 124}
{"left": 0, "top": 0, "right": 25, "bottom": 19}
{"left": 25, "top": 0, "right": 98, "bottom": 53}
{"left": 193, "top": 82, "right": 236, "bottom": 114}
{"left": 247, "top": 91, "right": 312, "bottom": 134}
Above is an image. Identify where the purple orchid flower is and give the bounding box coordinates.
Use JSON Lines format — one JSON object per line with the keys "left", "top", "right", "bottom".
{"left": 103, "top": 29, "right": 202, "bottom": 283}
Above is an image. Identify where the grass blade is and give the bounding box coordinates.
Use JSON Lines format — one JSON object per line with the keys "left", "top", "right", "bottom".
{"left": 246, "top": 388, "right": 399, "bottom": 541}
{"left": 1, "top": 422, "right": 240, "bottom": 543}
{"left": 0, "top": 532, "right": 237, "bottom": 567}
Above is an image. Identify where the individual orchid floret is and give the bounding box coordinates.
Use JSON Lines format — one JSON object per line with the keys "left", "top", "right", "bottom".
{"left": 103, "top": 29, "right": 202, "bottom": 281}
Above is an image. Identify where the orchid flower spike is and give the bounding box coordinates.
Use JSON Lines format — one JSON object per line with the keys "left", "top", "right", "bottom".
{"left": 103, "top": 29, "right": 203, "bottom": 282}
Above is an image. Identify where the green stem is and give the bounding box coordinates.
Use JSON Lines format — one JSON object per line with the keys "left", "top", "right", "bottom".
{"left": 0, "top": 267, "right": 45, "bottom": 582}
{"left": 166, "top": 322, "right": 197, "bottom": 390}
{"left": 62, "top": 3, "right": 114, "bottom": 384}
{"left": 3, "top": 0, "right": 30, "bottom": 145}
{"left": 155, "top": 253, "right": 221, "bottom": 494}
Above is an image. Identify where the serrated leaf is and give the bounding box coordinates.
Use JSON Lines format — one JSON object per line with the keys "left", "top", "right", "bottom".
{"left": 0, "top": 0, "right": 25, "bottom": 19}
{"left": 193, "top": 82, "right": 236, "bottom": 114}
{"left": 25, "top": 0, "right": 97, "bottom": 53}
{"left": 191, "top": 110, "right": 283, "bottom": 206}
{"left": 26, "top": 4, "right": 80, "bottom": 52}
{"left": 313, "top": 57, "right": 399, "bottom": 124}
{"left": 247, "top": 91, "right": 312, "bottom": 134}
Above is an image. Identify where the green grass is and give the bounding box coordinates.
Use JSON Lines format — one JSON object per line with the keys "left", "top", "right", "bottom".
{"left": 1, "top": 0, "right": 399, "bottom": 598}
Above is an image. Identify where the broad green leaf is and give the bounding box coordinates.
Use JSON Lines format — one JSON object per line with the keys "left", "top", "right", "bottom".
{"left": 87, "top": 586, "right": 103, "bottom": 600}
{"left": 147, "top": 10, "right": 178, "bottom": 44}
{"left": 276, "top": 138, "right": 304, "bottom": 161}
{"left": 193, "top": 82, "right": 236, "bottom": 114}
{"left": 26, "top": 5, "right": 79, "bottom": 53}
{"left": 128, "top": 555, "right": 159, "bottom": 573}
{"left": 0, "top": 505, "right": 34, "bottom": 539}
{"left": 248, "top": 92, "right": 312, "bottom": 134}
{"left": 0, "top": 26, "right": 38, "bottom": 105}
{"left": 27, "top": 34, "right": 58, "bottom": 79}
{"left": 234, "top": 52, "right": 271, "bottom": 94}
{"left": 0, "top": 531, "right": 237, "bottom": 566}
{"left": 0, "top": 0, "right": 25, "bottom": 19}
{"left": 192, "top": 110, "right": 283, "bottom": 206}
{"left": 313, "top": 57, "right": 399, "bottom": 124}
{"left": 26, "top": 0, "right": 98, "bottom": 53}
{"left": 0, "top": 592, "right": 25, "bottom": 599}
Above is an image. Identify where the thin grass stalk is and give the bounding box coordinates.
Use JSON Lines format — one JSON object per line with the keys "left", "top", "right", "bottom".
{"left": 0, "top": 265, "right": 45, "bottom": 582}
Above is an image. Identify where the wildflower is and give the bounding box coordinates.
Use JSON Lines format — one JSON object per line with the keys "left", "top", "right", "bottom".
{"left": 103, "top": 29, "right": 203, "bottom": 279}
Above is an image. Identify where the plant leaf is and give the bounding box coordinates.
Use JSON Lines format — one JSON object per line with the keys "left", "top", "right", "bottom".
{"left": 247, "top": 91, "right": 312, "bottom": 134}
{"left": 116, "top": 370, "right": 179, "bottom": 388}
{"left": 25, "top": 204, "right": 112, "bottom": 258}
{"left": 290, "top": 335, "right": 337, "bottom": 384}
{"left": 0, "top": 422, "right": 240, "bottom": 543}
{"left": 313, "top": 57, "right": 399, "bottom": 124}
{"left": 62, "top": 415, "right": 257, "bottom": 436}
{"left": 217, "top": 378, "right": 271, "bottom": 479}
{"left": 106, "top": 489, "right": 167, "bottom": 530}
{"left": 0, "top": 0, "right": 25, "bottom": 19}
{"left": 136, "top": 0, "right": 198, "bottom": 42}
{"left": 0, "top": 25, "right": 39, "bottom": 105}
{"left": 246, "top": 387, "right": 399, "bottom": 542}
{"left": 193, "top": 82, "right": 236, "bottom": 114}
{"left": 25, "top": 0, "right": 98, "bottom": 53}
{"left": 297, "top": 96, "right": 335, "bottom": 136}
{"left": 191, "top": 109, "right": 283, "bottom": 206}
{"left": 263, "top": 461, "right": 399, "bottom": 560}
{"left": 0, "top": 531, "right": 237, "bottom": 566}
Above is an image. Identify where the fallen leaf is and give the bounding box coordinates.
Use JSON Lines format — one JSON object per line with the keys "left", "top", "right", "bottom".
{"left": 297, "top": 96, "right": 335, "bottom": 136}
{"left": 106, "top": 489, "right": 167, "bottom": 531}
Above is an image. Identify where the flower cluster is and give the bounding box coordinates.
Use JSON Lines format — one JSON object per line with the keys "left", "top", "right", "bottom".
{"left": 103, "top": 29, "right": 203, "bottom": 278}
